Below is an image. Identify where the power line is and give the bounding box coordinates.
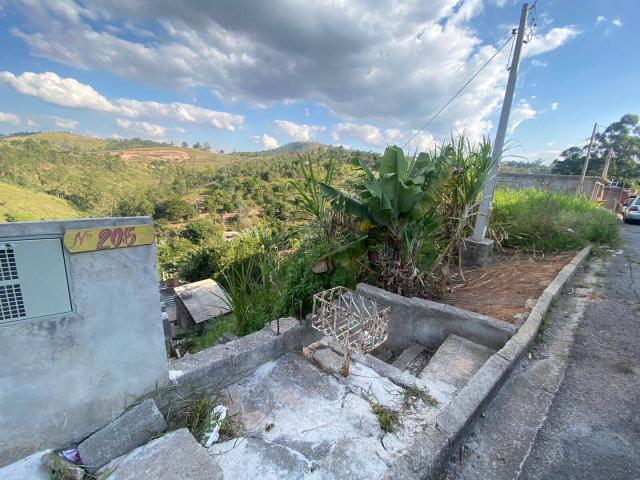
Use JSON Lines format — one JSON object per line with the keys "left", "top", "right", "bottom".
{"left": 402, "top": 32, "right": 516, "bottom": 149}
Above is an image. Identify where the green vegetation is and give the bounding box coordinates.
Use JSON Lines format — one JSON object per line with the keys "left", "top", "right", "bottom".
{"left": 537, "top": 313, "right": 550, "bottom": 344}
{"left": 370, "top": 402, "right": 399, "bottom": 433}
{"left": 402, "top": 384, "right": 438, "bottom": 408}
{"left": 0, "top": 181, "right": 83, "bottom": 222}
{"left": 0, "top": 130, "right": 620, "bottom": 345}
{"left": 165, "top": 394, "right": 216, "bottom": 441}
{"left": 491, "top": 189, "right": 619, "bottom": 253}
{"left": 551, "top": 114, "right": 640, "bottom": 185}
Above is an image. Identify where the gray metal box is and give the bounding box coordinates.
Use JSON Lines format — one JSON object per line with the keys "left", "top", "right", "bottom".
{"left": 0, "top": 238, "right": 72, "bottom": 324}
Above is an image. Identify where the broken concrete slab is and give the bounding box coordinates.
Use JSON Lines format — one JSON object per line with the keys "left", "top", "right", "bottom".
{"left": 211, "top": 352, "right": 438, "bottom": 479}
{"left": 98, "top": 428, "right": 222, "bottom": 480}
{"left": 420, "top": 334, "right": 494, "bottom": 392}
{"left": 0, "top": 449, "right": 52, "bottom": 480}
{"left": 392, "top": 343, "right": 425, "bottom": 371}
{"left": 78, "top": 399, "right": 166, "bottom": 473}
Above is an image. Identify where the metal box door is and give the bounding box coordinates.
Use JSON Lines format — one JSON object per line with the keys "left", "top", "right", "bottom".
{"left": 0, "top": 238, "right": 72, "bottom": 324}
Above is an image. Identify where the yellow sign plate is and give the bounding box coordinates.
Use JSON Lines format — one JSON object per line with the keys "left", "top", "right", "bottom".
{"left": 63, "top": 224, "right": 155, "bottom": 253}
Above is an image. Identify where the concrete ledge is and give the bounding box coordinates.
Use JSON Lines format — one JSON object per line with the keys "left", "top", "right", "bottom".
{"left": 497, "top": 246, "right": 591, "bottom": 364}
{"left": 356, "top": 284, "right": 515, "bottom": 352}
{"left": 155, "top": 317, "right": 302, "bottom": 411}
{"left": 390, "top": 246, "right": 592, "bottom": 479}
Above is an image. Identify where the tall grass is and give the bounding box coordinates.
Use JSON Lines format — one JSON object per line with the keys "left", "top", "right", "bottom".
{"left": 490, "top": 188, "right": 619, "bottom": 253}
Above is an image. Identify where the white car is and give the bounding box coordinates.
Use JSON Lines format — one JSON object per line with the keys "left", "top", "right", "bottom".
{"left": 623, "top": 196, "right": 640, "bottom": 224}
{"left": 622, "top": 196, "right": 636, "bottom": 215}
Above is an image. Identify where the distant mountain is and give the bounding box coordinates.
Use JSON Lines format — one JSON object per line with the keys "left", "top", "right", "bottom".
{"left": 238, "top": 141, "right": 336, "bottom": 156}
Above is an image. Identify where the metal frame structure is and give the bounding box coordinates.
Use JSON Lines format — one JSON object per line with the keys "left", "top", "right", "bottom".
{"left": 312, "top": 286, "right": 390, "bottom": 355}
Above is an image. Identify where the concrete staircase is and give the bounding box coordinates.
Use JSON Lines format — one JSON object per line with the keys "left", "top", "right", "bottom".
{"left": 393, "top": 334, "right": 495, "bottom": 396}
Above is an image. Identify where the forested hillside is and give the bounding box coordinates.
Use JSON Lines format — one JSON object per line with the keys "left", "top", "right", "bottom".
{"left": 0, "top": 132, "right": 367, "bottom": 229}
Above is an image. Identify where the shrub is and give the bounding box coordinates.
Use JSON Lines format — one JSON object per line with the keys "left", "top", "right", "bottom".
{"left": 275, "top": 240, "right": 358, "bottom": 318}
{"left": 183, "top": 219, "right": 222, "bottom": 244}
{"left": 155, "top": 197, "right": 197, "bottom": 222}
{"left": 490, "top": 188, "right": 619, "bottom": 252}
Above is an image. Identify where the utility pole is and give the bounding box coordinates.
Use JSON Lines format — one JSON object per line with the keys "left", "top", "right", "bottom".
{"left": 602, "top": 148, "right": 613, "bottom": 181}
{"left": 465, "top": 3, "right": 528, "bottom": 264}
{"left": 576, "top": 122, "right": 598, "bottom": 195}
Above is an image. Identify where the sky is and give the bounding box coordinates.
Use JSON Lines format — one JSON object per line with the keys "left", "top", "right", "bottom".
{"left": 0, "top": 0, "right": 638, "bottom": 161}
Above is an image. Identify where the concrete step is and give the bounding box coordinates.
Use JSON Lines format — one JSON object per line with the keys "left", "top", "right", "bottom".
{"left": 419, "top": 335, "right": 494, "bottom": 393}
{"left": 392, "top": 343, "right": 426, "bottom": 370}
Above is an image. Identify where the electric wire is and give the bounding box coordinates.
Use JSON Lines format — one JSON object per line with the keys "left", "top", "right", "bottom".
{"left": 402, "top": 32, "right": 516, "bottom": 149}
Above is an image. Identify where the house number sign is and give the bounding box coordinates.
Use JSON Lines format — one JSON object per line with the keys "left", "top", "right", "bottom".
{"left": 63, "top": 224, "right": 155, "bottom": 253}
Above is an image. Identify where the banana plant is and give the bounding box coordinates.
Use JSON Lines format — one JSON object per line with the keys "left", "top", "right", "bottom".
{"left": 318, "top": 145, "right": 449, "bottom": 270}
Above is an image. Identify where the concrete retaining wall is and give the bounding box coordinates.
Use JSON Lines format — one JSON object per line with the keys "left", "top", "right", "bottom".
{"left": 356, "top": 284, "right": 516, "bottom": 353}
{"left": 497, "top": 173, "right": 602, "bottom": 196}
{"left": 156, "top": 318, "right": 303, "bottom": 412}
{"left": 0, "top": 218, "right": 168, "bottom": 467}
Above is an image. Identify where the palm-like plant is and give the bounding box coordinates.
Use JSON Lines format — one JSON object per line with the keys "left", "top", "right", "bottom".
{"left": 318, "top": 146, "right": 449, "bottom": 291}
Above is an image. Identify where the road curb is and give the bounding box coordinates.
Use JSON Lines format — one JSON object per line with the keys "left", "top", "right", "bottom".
{"left": 386, "top": 246, "right": 592, "bottom": 479}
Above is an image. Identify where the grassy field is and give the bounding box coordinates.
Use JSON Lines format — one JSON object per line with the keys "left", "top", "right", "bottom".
{"left": 491, "top": 188, "right": 620, "bottom": 252}
{"left": 0, "top": 181, "right": 83, "bottom": 222}
{"left": 1, "top": 131, "right": 110, "bottom": 151}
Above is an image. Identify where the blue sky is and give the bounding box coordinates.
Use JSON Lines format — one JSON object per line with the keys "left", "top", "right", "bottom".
{"left": 0, "top": 0, "right": 637, "bottom": 161}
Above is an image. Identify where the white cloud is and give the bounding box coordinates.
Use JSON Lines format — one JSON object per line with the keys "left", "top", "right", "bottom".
{"left": 6, "top": 0, "right": 579, "bottom": 138}
{"left": 331, "top": 123, "right": 385, "bottom": 148}
{"left": 611, "top": 19, "right": 622, "bottom": 27}
{"left": 596, "top": 16, "right": 607, "bottom": 24}
{"left": 50, "top": 116, "right": 78, "bottom": 130}
{"left": 251, "top": 133, "right": 278, "bottom": 150}
{"left": 523, "top": 27, "right": 581, "bottom": 58}
{"left": 26, "top": 119, "right": 39, "bottom": 127}
{"left": 304, "top": 107, "right": 310, "bottom": 118}
{"left": 175, "top": 126, "right": 186, "bottom": 133}
{"left": 0, "top": 71, "right": 244, "bottom": 131}
{"left": 507, "top": 100, "right": 536, "bottom": 134}
{"left": 531, "top": 59, "right": 548, "bottom": 68}
{"left": 0, "top": 112, "right": 20, "bottom": 125}
{"left": 273, "top": 120, "right": 324, "bottom": 141}
{"left": 115, "top": 118, "right": 166, "bottom": 138}
{"left": 550, "top": 102, "right": 559, "bottom": 111}
{"left": 116, "top": 99, "right": 244, "bottom": 131}
{"left": 0, "top": 71, "right": 113, "bottom": 111}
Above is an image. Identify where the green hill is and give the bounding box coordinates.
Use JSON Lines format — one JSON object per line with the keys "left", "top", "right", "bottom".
{"left": 0, "top": 181, "right": 83, "bottom": 222}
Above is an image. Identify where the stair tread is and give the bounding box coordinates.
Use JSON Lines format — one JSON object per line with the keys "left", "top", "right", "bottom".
{"left": 419, "top": 334, "right": 495, "bottom": 391}
{"left": 392, "top": 343, "right": 426, "bottom": 370}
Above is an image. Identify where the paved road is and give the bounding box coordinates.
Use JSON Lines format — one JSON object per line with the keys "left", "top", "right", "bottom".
{"left": 519, "top": 224, "right": 640, "bottom": 480}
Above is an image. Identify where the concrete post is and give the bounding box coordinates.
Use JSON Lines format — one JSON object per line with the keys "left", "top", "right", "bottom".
{"left": 463, "top": 2, "right": 529, "bottom": 266}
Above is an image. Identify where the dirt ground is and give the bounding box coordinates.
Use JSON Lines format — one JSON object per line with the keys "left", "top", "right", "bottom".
{"left": 445, "top": 252, "right": 574, "bottom": 323}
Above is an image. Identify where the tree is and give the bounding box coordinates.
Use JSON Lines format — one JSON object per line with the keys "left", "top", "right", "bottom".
{"left": 181, "top": 141, "right": 188, "bottom": 148}
{"left": 551, "top": 114, "right": 640, "bottom": 184}
{"left": 318, "top": 146, "right": 449, "bottom": 294}
{"left": 154, "top": 197, "right": 196, "bottom": 222}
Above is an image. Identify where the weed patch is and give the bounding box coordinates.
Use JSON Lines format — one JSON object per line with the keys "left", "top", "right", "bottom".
{"left": 491, "top": 189, "right": 620, "bottom": 253}
{"left": 370, "top": 402, "right": 399, "bottom": 433}
{"left": 536, "top": 313, "right": 550, "bottom": 343}
{"left": 402, "top": 385, "right": 438, "bottom": 408}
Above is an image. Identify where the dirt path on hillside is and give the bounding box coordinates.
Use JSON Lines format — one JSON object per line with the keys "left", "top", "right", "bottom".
{"left": 446, "top": 253, "right": 574, "bottom": 323}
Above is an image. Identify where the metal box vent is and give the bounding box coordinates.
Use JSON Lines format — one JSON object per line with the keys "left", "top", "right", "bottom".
{"left": 0, "top": 238, "right": 72, "bottom": 324}
{"left": 0, "top": 283, "right": 26, "bottom": 321}
{"left": 0, "top": 247, "right": 19, "bottom": 281}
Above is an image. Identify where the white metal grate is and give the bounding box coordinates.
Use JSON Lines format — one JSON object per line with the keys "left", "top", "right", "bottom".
{"left": 312, "top": 286, "right": 390, "bottom": 354}
{"left": 0, "top": 283, "right": 26, "bottom": 321}
{"left": 0, "top": 248, "right": 19, "bottom": 281}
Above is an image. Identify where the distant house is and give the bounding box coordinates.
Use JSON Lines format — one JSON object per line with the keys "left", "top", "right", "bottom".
{"left": 174, "top": 279, "right": 232, "bottom": 330}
